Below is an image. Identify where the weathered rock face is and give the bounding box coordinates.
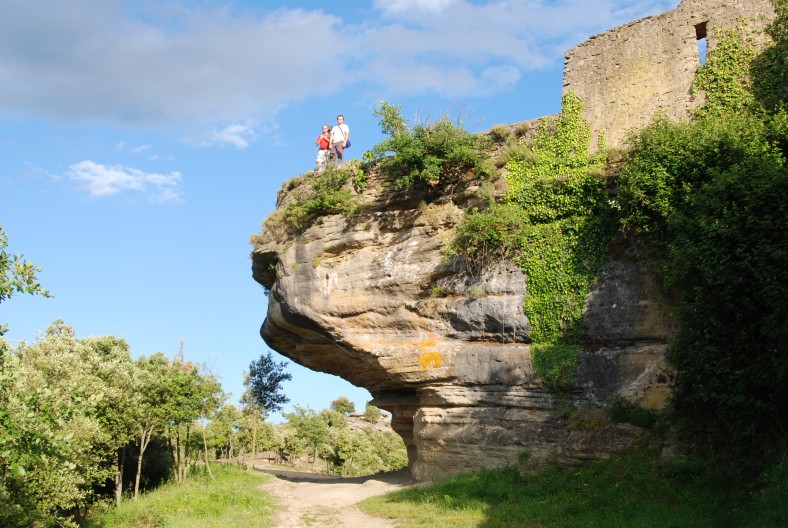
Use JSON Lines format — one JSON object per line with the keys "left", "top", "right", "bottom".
{"left": 248, "top": 0, "right": 782, "bottom": 481}
{"left": 252, "top": 167, "right": 677, "bottom": 481}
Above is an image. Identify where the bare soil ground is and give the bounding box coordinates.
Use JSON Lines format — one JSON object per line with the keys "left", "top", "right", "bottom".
{"left": 257, "top": 466, "right": 413, "bottom": 528}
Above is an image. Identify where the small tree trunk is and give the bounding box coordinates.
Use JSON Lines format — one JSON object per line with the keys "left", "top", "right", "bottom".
{"left": 203, "top": 426, "right": 215, "bottom": 480}
{"left": 249, "top": 413, "right": 258, "bottom": 472}
{"left": 134, "top": 426, "right": 153, "bottom": 500}
{"left": 115, "top": 445, "right": 125, "bottom": 507}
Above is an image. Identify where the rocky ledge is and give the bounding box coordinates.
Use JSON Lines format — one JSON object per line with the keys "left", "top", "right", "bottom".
{"left": 252, "top": 167, "right": 677, "bottom": 481}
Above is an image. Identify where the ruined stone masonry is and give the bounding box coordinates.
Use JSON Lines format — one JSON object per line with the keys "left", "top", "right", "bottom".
{"left": 253, "top": 0, "right": 777, "bottom": 481}
{"left": 564, "top": 0, "right": 775, "bottom": 149}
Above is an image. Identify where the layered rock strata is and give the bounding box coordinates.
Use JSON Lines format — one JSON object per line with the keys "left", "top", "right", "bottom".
{"left": 252, "top": 167, "right": 677, "bottom": 481}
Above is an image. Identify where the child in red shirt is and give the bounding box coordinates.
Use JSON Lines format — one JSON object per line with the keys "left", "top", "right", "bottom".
{"left": 315, "top": 125, "right": 331, "bottom": 172}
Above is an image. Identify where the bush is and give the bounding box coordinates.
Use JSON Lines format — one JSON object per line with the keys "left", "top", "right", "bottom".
{"left": 617, "top": 111, "right": 788, "bottom": 454}
{"left": 261, "top": 165, "right": 365, "bottom": 236}
{"left": 370, "top": 101, "right": 493, "bottom": 191}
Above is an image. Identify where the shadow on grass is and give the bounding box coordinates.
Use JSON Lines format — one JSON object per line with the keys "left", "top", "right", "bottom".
{"left": 362, "top": 446, "right": 788, "bottom": 528}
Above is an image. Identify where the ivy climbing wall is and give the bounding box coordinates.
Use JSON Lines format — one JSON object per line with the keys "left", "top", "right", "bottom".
{"left": 563, "top": 0, "right": 775, "bottom": 149}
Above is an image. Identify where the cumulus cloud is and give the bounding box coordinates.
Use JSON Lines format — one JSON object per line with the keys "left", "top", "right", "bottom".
{"left": 0, "top": 0, "right": 675, "bottom": 137}
{"left": 0, "top": 1, "right": 339, "bottom": 129}
{"left": 67, "top": 160, "right": 182, "bottom": 203}
{"left": 375, "top": 0, "right": 456, "bottom": 16}
{"left": 203, "top": 124, "right": 256, "bottom": 149}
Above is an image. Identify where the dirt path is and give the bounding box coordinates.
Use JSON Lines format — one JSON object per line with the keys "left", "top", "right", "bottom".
{"left": 257, "top": 467, "right": 412, "bottom": 528}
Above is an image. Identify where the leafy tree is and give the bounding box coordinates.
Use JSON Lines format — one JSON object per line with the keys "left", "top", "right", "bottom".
{"left": 247, "top": 351, "right": 292, "bottom": 414}
{"left": 132, "top": 352, "right": 172, "bottom": 499}
{"left": 330, "top": 396, "right": 355, "bottom": 415}
{"left": 209, "top": 403, "right": 240, "bottom": 460}
{"left": 0, "top": 223, "right": 50, "bottom": 335}
{"left": 363, "top": 402, "right": 383, "bottom": 423}
{"left": 162, "top": 349, "right": 223, "bottom": 484}
{"left": 284, "top": 406, "right": 330, "bottom": 468}
{"left": 0, "top": 321, "right": 138, "bottom": 526}
{"left": 369, "top": 100, "right": 493, "bottom": 191}
{"left": 240, "top": 352, "right": 289, "bottom": 470}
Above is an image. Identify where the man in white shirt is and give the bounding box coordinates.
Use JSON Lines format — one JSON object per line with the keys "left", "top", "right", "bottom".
{"left": 329, "top": 114, "right": 350, "bottom": 168}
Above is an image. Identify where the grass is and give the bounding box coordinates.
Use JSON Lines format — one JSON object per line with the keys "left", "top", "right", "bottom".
{"left": 83, "top": 464, "right": 275, "bottom": 528}
{"left": 360, "top": 445, "right": 788, "bottom": 528}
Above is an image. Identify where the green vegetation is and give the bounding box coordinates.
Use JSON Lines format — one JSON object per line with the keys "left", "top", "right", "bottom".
{"left": 617, "top": 13, "right": 788, "bottom": 456}
{"left": 0, "top": 223, "right": 50, "bottom": 335}
{"left": 361, "top": 446, "right": 788, "bottom": 528}
{"left": 281, "top": 404, "right": 408, "bottom": 477}
{"left": 84, "top": 464, "right": 275, "bottom": 528}
{"left": 448, "top": 93, "right": 612, "bottom": 393}
{"left": 0, "top": 323, "right": 225, "bottom": 527}
{"left": 368, "top": 101, "right": 493, "bottom": 191}
{"left": 0, "top": 316, "right": 403, "bottom": 526}
{"left": 259, "top": 163, "right": 366, "bottom": 239}
{"left": 752, "top": 0, "right": 788, "bottom": 111}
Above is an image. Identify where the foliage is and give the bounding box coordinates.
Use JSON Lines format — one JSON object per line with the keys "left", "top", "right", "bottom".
{"left": 752, "top": 0, "right": 788, "bottom": 111}
{"left": 369, "top": 101, "right": 493, "bottom": 191}
{"left": 283, "top": 405, "right": 332, "bottom": 464}
{"left": 617, "top": 108, "right": 787, "bottom": 452}
{"left": 609, "top": 397, "right": 661, "bottom": 429}
{"left": 692, "top": 26, "right": 758, "bottom": 119}
{"left": 363, "top": 402, "right": 383, "bottom": 423}
{"left": 448, "top": 93, "right": 612, "bottom": 390}
{"left": 0, "top": 223, "right": 50, "bottom": 335}
{"left": 0, "top": 321, "right": 230, "bottom": 527}
{"left": 329, "top": 396, "right": 355, "bottom": 415}
{"left": 530, "top": 343, "right": 582, "bottom": 395}
{"left": 448, "top": 203, "right": 528, "bottom": 276}
{"left": 246, "top": 352, "right": 292, "bottom": 415}
{"left": 261, "top": 165, "right": 364, "bottom": 236}
{"left": 361, "top": 445, "right": 788, "bottom": 528}
{"left": 0, "top": 321, "right": 138, "bottom": 527}
{"left": 83, "top": 464, "right": 275, "bottom": 528}
{"left": 280, "top": 402, "right": 408, "bottom": 477}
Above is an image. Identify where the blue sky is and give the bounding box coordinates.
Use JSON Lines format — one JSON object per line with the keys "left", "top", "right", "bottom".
{"left": 0, "top": 0, "right": 676, "bottom": 420}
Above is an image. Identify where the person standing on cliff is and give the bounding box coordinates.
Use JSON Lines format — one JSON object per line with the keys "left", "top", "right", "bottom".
{"left": 329, "top": 114, "right": 350, "bottom": 168}
{"left": 315, "top": 124, "right": 331, "bottom": 172}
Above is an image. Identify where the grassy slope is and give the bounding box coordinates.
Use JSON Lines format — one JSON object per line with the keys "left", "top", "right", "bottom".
{"left": 360, "top": 446, "right": 788, "bottom": 528}
{"left": 83, "top": 465, "right": 276, "bottom": 528}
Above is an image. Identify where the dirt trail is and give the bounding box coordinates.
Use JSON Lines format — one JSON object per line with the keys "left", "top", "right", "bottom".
{"left": 258, "top": 467, "right": 413, "bottom": 528}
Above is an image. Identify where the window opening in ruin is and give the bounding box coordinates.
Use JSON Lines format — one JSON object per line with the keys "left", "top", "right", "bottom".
{"left": 695, "top": 22, "right": 708, "bottom": 65}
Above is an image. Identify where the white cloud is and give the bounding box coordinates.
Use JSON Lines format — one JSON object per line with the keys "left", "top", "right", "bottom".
{"left": 0, "top": 0, "right": 676, "bottom": 134}
{"left": 375, "top": 0, "right": 456, "bottom": 16}
{"left": 67, "top": 160, "right": 182, "bottom": 203}
{"left": 203, "top": 124, "right": 255, "bottom": 149}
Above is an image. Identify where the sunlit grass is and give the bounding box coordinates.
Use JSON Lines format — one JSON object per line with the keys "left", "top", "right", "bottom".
{"left": 360, "top": 446, "right": 788, "bottom": 528}
{"left": 84, "top": 464, "right": 275, "bottom": 528}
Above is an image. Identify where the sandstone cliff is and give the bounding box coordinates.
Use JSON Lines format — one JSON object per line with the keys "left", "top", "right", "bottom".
{"left": 248, "top": 0, "right": 780, "bottom": 481}
{"left": 252, "top": 164, "right": 677, "bottom": 481}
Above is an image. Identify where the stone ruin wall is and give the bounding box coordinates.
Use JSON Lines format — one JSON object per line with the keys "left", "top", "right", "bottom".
{"left": 563, "top": 0, "right": 776, "bottom": 150}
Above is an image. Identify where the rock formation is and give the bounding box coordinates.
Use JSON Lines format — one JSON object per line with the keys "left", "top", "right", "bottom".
{"left": 253, "top": 164, "right": 676, "bottom": 481}
{"left": 252, "top": 0, "right": 776, "bottom": 481}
